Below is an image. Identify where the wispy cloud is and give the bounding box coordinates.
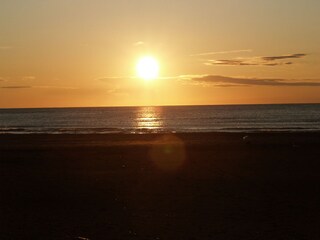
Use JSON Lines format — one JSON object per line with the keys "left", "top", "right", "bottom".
{"left": 207, "top": 59, "right": 293, "bottom": 66}
{"left": 1, "top": 86, "right": 32, "bottom": 89}
{"left": 98, "top": 77, "right": 131, "bottom": 82}
{"left": 34, "top": 86, "right": 78, "bottom": 90}
{"left": 262, "top": 53, "right": 306, "bottom": 61}
{"left": 98, "top": 76, "right": 177, "bottom": 82}
{"left": 180, "top": 75, "right": 320, "bottom": 87}
{"left": 98, "top": 76, "right": 132, "bottom": 93}
{"left": 0, "top": 85, "right": 78, "bottom": 90}
{"left": 191, "top": 49, "right": 252, "bottom": 57}
{"left": 133, "top": 41, "right": 145, "bottom": 46}
{"left": 0, "top": 46, "right": 13, "bottom": 50}
{"left": 206, "top": 53, "right": 307, "bottom": 67}
{"left": 22, "top": 76, "right": 36, "bottom": 81}
{"left": 98, "top": 76, "right": 149, "bottom": 96}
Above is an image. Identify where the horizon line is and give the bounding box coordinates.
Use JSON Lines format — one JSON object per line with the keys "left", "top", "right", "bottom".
{"left": 1, "top": 102, "right": 319, "bottom": 110}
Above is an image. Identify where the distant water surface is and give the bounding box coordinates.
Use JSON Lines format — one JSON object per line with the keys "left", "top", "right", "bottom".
{"left": 0, "top": 104, "right": 319, "bottom": 134}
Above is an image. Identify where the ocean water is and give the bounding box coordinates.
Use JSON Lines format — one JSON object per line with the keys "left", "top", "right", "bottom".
{"left": 0, "top": 104, "right": 319, "bottom": 134}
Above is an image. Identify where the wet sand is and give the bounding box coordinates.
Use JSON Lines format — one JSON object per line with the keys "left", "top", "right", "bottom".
{"left": 0, "top": 133, "right": 320, "bottom": 239}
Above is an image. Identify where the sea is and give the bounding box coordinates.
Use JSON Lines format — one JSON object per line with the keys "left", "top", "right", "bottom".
{"left": 0, "top": 104, "right": 319, "bottom": 134}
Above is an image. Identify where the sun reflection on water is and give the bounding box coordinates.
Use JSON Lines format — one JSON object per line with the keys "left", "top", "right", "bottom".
{"left": 136, "top": 107, "right": 186, "bottom": 171}
{"left": 136, "top": 106, "right": 163, "bottom": 132}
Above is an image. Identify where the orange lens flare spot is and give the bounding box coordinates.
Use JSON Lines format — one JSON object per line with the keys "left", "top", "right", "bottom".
{"left": 149, "top": 134, "right": 186, "bottom": 171}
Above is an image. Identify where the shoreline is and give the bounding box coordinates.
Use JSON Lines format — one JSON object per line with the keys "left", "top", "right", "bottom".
{"left": 1, "top": 131, "right": 320, "bottom": 146}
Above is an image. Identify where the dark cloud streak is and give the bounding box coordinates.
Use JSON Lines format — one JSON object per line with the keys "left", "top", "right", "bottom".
{"left": 262, "top": 53, "right": 306, "bottom": 61}
{"left": 187, "top": 75, "right": 320, "bottom": 87}
{"left": 207, "top": 53, "right": 307, "bottom": 67}
{"left": 1, "top": 86, "right": 32, "bottom": 89}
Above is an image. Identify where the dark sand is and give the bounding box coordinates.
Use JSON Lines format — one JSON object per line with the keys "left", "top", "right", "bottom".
{"left": 0, "top": 133, "right": 320, "bottom": 239}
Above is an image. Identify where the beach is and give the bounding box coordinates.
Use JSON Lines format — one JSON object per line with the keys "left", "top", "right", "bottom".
{"left": 1, "top": 132, "right": 320, "bottom": 239}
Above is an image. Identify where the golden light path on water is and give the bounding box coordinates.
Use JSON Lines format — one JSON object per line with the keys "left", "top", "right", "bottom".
{"left": 136, "top": 106, "right": 163, "bottom": 131}
{"left": 136, "top": 106, "right": 186, "bottom": 171}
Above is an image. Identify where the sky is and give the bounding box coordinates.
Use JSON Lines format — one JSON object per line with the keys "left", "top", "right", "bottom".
{"left": 0, "top": 0, "right": 320, "bottom": 108}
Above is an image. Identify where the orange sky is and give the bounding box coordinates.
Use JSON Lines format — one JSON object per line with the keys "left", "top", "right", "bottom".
{"left": 0, "top": 0, "right": 320, "bottom": 108}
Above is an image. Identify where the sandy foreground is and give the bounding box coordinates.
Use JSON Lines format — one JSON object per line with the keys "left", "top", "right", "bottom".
{"left": 0, "top": 133, "right": 320, "bottom": 240}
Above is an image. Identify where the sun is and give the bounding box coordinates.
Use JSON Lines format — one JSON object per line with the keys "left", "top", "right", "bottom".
{"left": 136, "top": 56, "right": 159, "bottom": 81}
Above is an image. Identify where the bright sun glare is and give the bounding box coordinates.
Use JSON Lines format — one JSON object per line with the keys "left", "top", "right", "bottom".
{"left": 136, "top": 56, "right": 159, "bottom": 81}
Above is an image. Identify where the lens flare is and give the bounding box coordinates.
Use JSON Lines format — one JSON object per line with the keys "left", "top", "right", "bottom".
{"left": 149, "top": 134, "right": 186, "bottom": 171}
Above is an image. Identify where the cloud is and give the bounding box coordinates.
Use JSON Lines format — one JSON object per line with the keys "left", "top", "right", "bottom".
{"left": 206, "top": 59, "right": 259, "bottom": 66}
{"left": 0, "top": 46, "right": 13, "bottom": 50}
{"left": 0, "top": 85, "right": 77, "bottom": 90}
{"left": 1, "top": 86, "right": 32, "bottom": 89}
{"left": 133, "top": 41, "right": 145, "bottom": 46}
{"left": 97, "top": 77, "right": 131, "bottom": 94}
{"left": 22, "top": 76, "right": 36, "bottom": 81}
{"left": 207, "top": 59, "right": 294, "bottom": 66}
{"left": 181, "top": 75, "right": 320, "bottom": 87}
{"left": 97, "top": 76, "right": 151, "bottom": 96}
{"left": 262, "top": 53, "right": 306, "bottom": 61}
{"left": 206, "top": 53, "right": 307, "bottom": 67}
{"left": 34, "top": 86, "right": 77, "bottom": 90}
{"left": 98, "top": 77, "right": 130, "bottom": 82}
{"left": 191, "top": 49, "right": 252, "bottom": 57}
